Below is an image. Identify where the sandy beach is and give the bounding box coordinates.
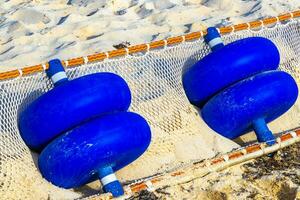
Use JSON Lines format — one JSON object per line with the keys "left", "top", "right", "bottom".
{"left": 1, "top": 1, "right": 300, "bottom": 200}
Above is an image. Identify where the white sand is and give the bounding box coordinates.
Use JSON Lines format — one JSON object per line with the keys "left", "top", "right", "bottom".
{"left": 1, "top": 1, "right": 300, "bottom": 199}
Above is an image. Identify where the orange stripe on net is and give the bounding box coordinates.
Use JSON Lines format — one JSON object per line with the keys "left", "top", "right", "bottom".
{"left": 87, "top": 52, "right": 108, "bottom": 63}
{"left": 0, "top": 70, "right": 20, "bottom": 80}
{"left": 210, "top": 157, "right": 224, "bottom": 165}
{"left": 245, "top": 144, "right": 261, "bottom": 153}
{"left": 233, "top": 23, "right": 250, "bottom": 31}
{"left": 280, "top": 133, "right": 293, "bottom": 142}
{"left": 278, "top": 13, "right": 293, "bottom": 21}
{"left": 293, "top": 10, "right": 300, "bottom": 18}
{"left": 228, "top": 151, "right": 244, "bottom": 160}
{"left": 185, "top": 31, "right": 203, "bottom": 41}
{"left": 66, "top": 57, "right": 85, "bottom": 67}
{"left": 21, "top": 65, "right": 45, "bottom": 76}
{"left": 128, "top": 44, "right": 148, "bottom": 54}
{"left": 296, "top": 129, "right": 300, "bottom": 136}
{"left": 129, "top": 178, "right": 162, "bottom": 194}
{"left": 219, "top": 26, "right": 234, "bottom": 34}
{"left": 130, "top": 182, "right": 148, "bottom": 193}
{"left": 107, "top": 48, "right": 128, "bottom": 58}
{"left": 149, "top": 40, "right": 167, "bottom": 49}
{"left": 262, "top": 17, "right": 278, "bottom": 25}
{"left": 249, "top": 20, "right": 263, "bottom": 29}
{"left": 167, "top": 36, "right": 185, "bottom": 45}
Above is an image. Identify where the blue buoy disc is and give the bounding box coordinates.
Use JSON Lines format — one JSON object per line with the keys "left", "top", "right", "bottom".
{"left": 201, "top": 70, "right": 298, "bottom": 139}
{"left": 18, "top": 72, "right": 131, "bottom": 151}
{"left": 38, "top": 112, "right": 151, "bottom": 189}
{"left": 182, "top": 37, "right": 280, "bottom": 107}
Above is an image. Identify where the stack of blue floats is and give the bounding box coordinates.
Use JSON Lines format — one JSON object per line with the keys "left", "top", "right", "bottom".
{"left": 18, "top": 59, "right": 151, "bottom": 197}
{"left": 17, "top": 26, "right": 298, "bottom": 198}
{"left": 183, "top": 27, "right": 298, "bottom": 145}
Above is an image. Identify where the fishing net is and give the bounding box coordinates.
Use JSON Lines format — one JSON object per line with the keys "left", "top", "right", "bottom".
{"left": 1, "top": 17, "right": 300, "bottom": 200}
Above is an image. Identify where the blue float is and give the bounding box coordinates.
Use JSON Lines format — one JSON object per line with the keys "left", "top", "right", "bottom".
{"left": 39, "top": 112, "right": 151, "bottom": 197}
{"left": 202, "top": 71, "right": 298, "bottom": 142}
{"left": 18, "top": 59, "right": 131, "bottom": 151}
{"left": 182, "top": 27, "right": 298, "bottom": 145}
{"left": 18, "top": 59, "right": 151, "bottom": 197}
{"left": 182, "top": 28, "right": 280, "bottom": 107}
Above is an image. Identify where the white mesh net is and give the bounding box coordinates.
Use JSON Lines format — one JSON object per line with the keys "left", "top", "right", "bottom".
{"left": 1, "top": 19, "right": 300, "bottom": 200}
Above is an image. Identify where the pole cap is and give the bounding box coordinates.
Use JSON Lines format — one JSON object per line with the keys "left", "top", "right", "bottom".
{"left": 46, "top": 59, "right": 68, "bottom": 86}
{"left": 204, "top": 27, "right": 224, "bottom": 51}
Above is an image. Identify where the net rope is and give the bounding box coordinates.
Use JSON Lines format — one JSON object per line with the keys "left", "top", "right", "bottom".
{"left": 1, "top": 17, "right": 300, "bottom": 200}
